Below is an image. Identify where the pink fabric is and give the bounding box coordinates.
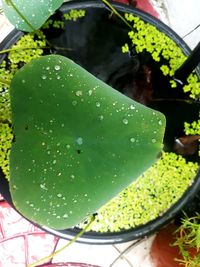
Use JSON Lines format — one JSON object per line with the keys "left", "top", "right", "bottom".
{"left": 0, "top": 201, "right": 58, "bottom": 267}
{"left": 113, "top": 0, "right": 160, "bottom": 18}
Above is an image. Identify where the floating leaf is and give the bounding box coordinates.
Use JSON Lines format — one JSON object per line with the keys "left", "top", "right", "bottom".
{"left": 9, "top": 55, "right": 165, "bottom": 229}
{"left": 2, "top": 0, "right": 63, "bottom": 32}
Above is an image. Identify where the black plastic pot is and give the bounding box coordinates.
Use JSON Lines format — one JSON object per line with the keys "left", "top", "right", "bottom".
{"left": 0, "top": 0, "right": 200, "bottom": 244}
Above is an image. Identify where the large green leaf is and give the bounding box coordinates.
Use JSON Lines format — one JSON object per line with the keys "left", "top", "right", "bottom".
{"left": 2, "top": 0, "right": 63, "bottom": 32}
{"left": 9, "top": 55, "right": 166, "bottom": 229}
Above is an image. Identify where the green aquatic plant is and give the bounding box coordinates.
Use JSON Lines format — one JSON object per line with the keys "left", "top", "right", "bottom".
{"left": 79, "top": 152, "right": 198, "bottom": 232}
{"left": 121, "top": 13, "right": 200, "bottom": 100}
{"left": 183, "top": 73, "right": 200, "bottom": 100}
{"left": 9, "top": 54, "right": 165, "bottom": 230}
{"left": 173, "top": 214, "right": 200, "bottom": 267}
{"left": 122, "top": 13, "right": 186, "bottom": 76}
{"left": 41, "top": 19, "right": 65, "bottom": 30}
{"left": 0, "top": 123, "right": 13, "bottom": 179}
{"left": 64, "top": 9, "right": 86, "bottom": 21}
{"left": 185, "top": 117, "right": 200, "bottom": 136}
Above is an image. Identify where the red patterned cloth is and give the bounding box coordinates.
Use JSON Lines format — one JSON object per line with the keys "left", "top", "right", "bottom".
{"left": 0, "top": 200, "right": 58, "bottom": 267}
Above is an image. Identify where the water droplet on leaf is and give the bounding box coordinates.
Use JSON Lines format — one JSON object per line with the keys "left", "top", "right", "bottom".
{"left": 123, "top": 118, "right": 128, "bottom": 125}
{"left": 76, "top": 137, "right": 83, "bottom": 145}
{"left": 54, "top": 65, "right": 61, "bottom": 70}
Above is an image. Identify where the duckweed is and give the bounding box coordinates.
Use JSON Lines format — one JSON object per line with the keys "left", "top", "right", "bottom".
{"left": 0, "top": 123, "right": 13, "bottom": 179}
{"left": 122, "top": 13, "right": 200, "bottom": 101}
{"left": 79, "top": 152, "right": 198, "bottom": 232}
{"left": 64, "top": 9, "right": 86, "bottom": 21}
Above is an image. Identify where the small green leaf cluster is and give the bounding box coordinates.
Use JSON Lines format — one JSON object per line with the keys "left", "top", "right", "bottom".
{"left": 8, "top": 32, "right": 46, "bottom": 64}
{"left": 184, "top": 73, "right": 200, "bottom": 100}
{"left": 173, "top": 214, "right": 200, "bottom": 267}
{"left": 0, "top": 122, "right": 13, "bottom": 179}
{"left": 42, "top": 19, "right": 65, "bottom": 30}
{"left": 63, "top": 9, "right": 86, "bottom": 21}
{"left": 122, "top": 13, "right": 200, "bottom": 101}
{"left": 123, "top": 13, "right": 186, "bottom": 77}
{"left": 0, "top": 31, "right": 46, "bottom": 179}
{"left": 42, "top": 9, "right": 86, "bottom": 30}
{"left": 184, "top": 116, "right": 200, "bottom": 156}
{"left": 79, "top": 152, "right": 198, "bottom": 232}
{"left": 184, "top": 116, "right": 200, "bottom": 136}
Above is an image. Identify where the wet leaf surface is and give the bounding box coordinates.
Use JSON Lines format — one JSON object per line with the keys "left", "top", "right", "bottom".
{"left": 9, "top": 55, "right": 165, "bottom": 229}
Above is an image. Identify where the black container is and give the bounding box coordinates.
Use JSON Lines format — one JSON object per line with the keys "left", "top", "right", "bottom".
{"left": 0, "top": 0, "right": 199, "bottom": 244}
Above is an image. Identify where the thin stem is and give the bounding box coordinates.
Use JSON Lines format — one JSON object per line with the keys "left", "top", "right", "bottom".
{"left": 101, "top": 0, "right": 133, "bottom": 30}
{"left": 0, "top": 46, "right": 48, "bottom": 55}
{"left": 5, "top": 0, "right": 35, "bottom": 31}
{"left": 27, "top": 215, "right": 95, "bottom": 267}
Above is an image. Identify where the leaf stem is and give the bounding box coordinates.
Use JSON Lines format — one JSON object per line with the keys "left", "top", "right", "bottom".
{"left": 27, "top": 215, "right": 95, "bottom": 267}
{"left": 100, "top": 0, "right": 132, "bottom": 30}
{"left": 0, "top": 46, "right": 48, "bottom": 55}
{"left": 5, "top": 0, "right": 36, "bottom": 31}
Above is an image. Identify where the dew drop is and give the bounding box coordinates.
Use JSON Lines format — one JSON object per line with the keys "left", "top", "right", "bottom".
{"left": 130, "top": 105, "right": 135, "bottom": 110}
{"left": 66, "top": 144, "right": 70, "bottom": 149}
{"left": 76, "top": 90, "right": 82, "bottom": 96}
{"left": 158, "top": 120, "right": 163, "bottom": 126}
{"left": 63, "top": 214, "right": 68, "bottom": 218}
{"left": 88, "top": 90, "right": 93, "bottom": 96}
{"left": 54, "top": 65, "right": 60, "bottom": 70}
{"left": 99, "top": 115, "right": 104, "bottom": 121}
{"left": 46, "top": 67, "right": 50, "bottom": 70}
{"left": 96, "top": 102, "right": 101, "bottom": 107}
{"left": 53, "top": 159, "right": 56, "bottom": 164}
{"left": 122, "top": 118, "right": 129, "bottom": 125}
{"left": 76, "top": 137, "right": 83, "bottom": 145}
{"left": 152, "top": 138, "right": 156, "bottom": 143}
{"left": 130, "top": 137, "right": 135, "bottom": 143}
{"left": 72, "top": 100, "right": 77, "bottom": 106}
{"left": 71, "top": 175, "right": 75, "bottom": 179}
{"left": 57, "top": 193, "right": 62, "bottom": 198}
{"left": 22, "top": 79, "right": 26, "bottom": 84}
{"left": 40, "top": 183, "right": 48, "bottom": 190}
{"left": 57, "top": 76, "right": 61, "bottom": 80}
{"left": 41, "top": 75, "right": 47, "bottom": 80}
